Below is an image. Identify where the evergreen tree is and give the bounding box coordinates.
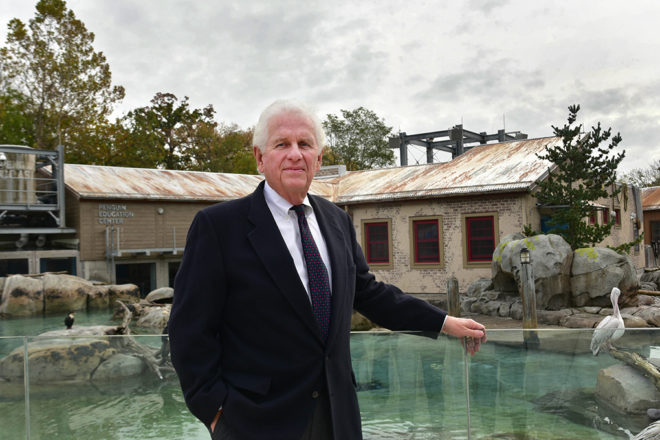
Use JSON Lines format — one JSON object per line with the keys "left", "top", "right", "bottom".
{"left": 535, "top": 105, "right": 625, "bottom": 249}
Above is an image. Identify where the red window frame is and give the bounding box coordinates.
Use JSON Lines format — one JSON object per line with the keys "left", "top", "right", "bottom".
{"left": 413, "top": 219, "right": 440, "bottom": 264}
{"left": 466, "top": 216, "right": 495, "bottom": 262}
{"left": 603, "top": 209, "right": 610, "bottom": 224}
{"left": 614, "top": 208, "right": 621, "bottom": 226}
{"left": 588, "top": 211, "right": 597, "bottom": 225}
{"left": 364, "top": 222, "right": 389, "bottom": 264}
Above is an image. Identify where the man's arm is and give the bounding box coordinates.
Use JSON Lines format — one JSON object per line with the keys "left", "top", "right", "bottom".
{"left": 168, "top": 209, "right": 229, "bottom": 426}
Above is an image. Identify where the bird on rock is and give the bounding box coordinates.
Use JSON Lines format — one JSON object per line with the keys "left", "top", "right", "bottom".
{"left": 64, "top": 312, "right": 75, "bottom": 329}
{"left": 590, "top": 287, "right": 625, "bottom": 356}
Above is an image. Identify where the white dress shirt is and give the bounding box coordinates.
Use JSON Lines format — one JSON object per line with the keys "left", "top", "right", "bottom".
{"left": 263, "top": 182, "right": 333, "bottom": 301}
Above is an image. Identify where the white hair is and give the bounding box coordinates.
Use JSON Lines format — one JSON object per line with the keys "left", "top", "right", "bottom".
{"left": 252, "top": 99, "right": 326, "bottom": 152}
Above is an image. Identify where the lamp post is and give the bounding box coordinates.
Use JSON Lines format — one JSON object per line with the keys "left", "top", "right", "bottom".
{"left": 447, "top": 276, "right": 460, "bottom": 317}
{"left": 520, "top": 247, "right": 539, "bottom": 349}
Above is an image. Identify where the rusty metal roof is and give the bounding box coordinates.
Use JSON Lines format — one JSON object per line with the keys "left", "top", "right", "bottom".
{"left": 58, "top": 136, "right": 558, "bottom": 203}
{"left": 642, "top": 186, "right": 660, "bottom": 211}
{"left": 334, "top": 137, "right": 558, "bottom": 203}
{"left": 61, "top": 164, "right": 335, "bottom": 201}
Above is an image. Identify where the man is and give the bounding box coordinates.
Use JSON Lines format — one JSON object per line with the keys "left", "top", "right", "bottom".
{"left": 168, "top": 99, "right": 487, "bottom": 440}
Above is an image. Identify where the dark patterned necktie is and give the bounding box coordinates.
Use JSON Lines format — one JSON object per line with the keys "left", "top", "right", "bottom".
{"left": 292, "top": 205, "right": 331, "bottom": 342}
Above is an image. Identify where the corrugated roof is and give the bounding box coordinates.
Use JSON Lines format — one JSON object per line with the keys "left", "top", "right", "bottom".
{"left": 57, "top": 136, "right": 558, "bottom": 203}
{"left": 61, "top": 164, "right": 335, "bottom": 201}
{"left": 642, "top": 186, "right": 660, "bottom": 211}
{"left": 334, "top": 136, "right": 558, "bottom": 203}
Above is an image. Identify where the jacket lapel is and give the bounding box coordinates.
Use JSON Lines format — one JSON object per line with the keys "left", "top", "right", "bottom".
{"left": 246, "top": 183, "right": 323, "bottom": 341}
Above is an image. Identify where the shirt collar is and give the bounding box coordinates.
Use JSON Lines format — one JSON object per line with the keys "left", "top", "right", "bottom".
{"left": 263, "top": 181, "right": 311, "bottom": 218}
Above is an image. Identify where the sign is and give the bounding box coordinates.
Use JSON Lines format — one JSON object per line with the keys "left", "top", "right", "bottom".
{"left": 98, "top": 203, "right": 134, "bottom": 225}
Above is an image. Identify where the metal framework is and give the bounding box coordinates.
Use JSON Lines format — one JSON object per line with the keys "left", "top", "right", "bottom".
{"left": 0, "top": 144, "right": 74, "bottom": 237}
{"left": 389, "top": 125, "right": 528, "bottom": 166}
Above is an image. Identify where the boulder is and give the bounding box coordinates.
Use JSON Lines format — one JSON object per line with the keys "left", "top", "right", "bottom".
{"left": 42, "top": 274, "right": 90, "bottom": 314}
{"left": 0, "top": 337, "right": 117, "bottom": 382}
{"left": 135, "top": 305, "right": 171, "bottom": 329}
{"left": 571, "top": 248, "right": 638, "bottom": 307}
{"left": 91, "top": 353, "right": 145, "bottom": 381}
{"left": 622, "top": 314, "right": 648, "bottom": 328}
{"left": 465, "top": 279, "right": 493, "bottom": 298}
{"left": 596, "top": 364, "right": 660, "bottom": 413}
{"left": 628, "top": 295, "right": 657, "bottom": 307}
{"left": 108, "top": 284, "right": 140, "bottom": 305}
{"left": 351, "top": 311, "right": 377, "bottom": 331}
{"left": 538, "top": 309, "right": 573, "bottom": 326}
{"left": 640, "top": 281, "right": 658, "bottom": 291}
{"left": 498, "top": 302, "right": 511, "bottom": 317}
{"left": 0, "top": 326, "right": 155, "bottom": 383}
{"left": 145, "top": 287, "right": 174, "bottom": 304}
{"left": 87, "top": 285, "right": 111, "bottom": 309}
{"left": 0, "top": 275, "right": 43, "bottom": 317}
{"left": 492, "top": 234, "right": 573, "bottom": 309}
{"left": 460, "top": 297, "right": 478, "bottom": 314}
{"left": 560, "top": 313, "right": 602, "bottom": 328}
{"left": 509, "top": 301, "right": 523, "bottom": 320}
{"left": 641, "top": 270, "right": 660, "bottom": 285}
{"left": 631, "top": 306, "right": 660, "bottom": 327}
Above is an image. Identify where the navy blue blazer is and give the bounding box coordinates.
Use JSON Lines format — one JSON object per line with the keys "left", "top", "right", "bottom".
{"left": 169, "top": 181, "right": 447, "bottom": 440}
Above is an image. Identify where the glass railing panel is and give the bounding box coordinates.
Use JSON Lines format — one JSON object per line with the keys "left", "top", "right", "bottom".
{"left": 467, "top": 328, "right": 660, "bottom": 440}
{"left": 20, "top": 334, "right": 204, "bottom": 440}
{"left": 352, "top": 331, "right": 471, "bottom": 439}
{"left": 1, "top": 329, "right": 659, "bottom": 438}
{"left": 0, "top": 336, "right": 28, "bottom": 440}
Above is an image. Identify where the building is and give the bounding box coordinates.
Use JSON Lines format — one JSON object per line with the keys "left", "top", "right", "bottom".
{"left": 0, "top": 139, "right": 644, "bottom": 296}
{"left": 642, "top": 186, "right": 660, "bottom": 266}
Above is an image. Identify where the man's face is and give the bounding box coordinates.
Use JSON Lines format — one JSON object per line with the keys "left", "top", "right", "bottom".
{"left": 254, "top": 112, "right": 322, "bottom": 205}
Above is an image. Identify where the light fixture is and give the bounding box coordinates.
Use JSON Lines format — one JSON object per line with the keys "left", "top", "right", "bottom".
{"left": 0, "top": 151, "right": 7, "bottom": 167}
{"left": 520, "top": 247, "right": 531, "bottom": 264}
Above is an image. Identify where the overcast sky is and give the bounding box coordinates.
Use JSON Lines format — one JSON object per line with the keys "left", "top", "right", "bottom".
{"left": 1, "top": 0, "right": 658, "bottom": 173}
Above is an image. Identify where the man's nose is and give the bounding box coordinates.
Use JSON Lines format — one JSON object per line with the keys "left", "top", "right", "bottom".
{"left": 287, "top": 143, "right": 304, "bottom": 159}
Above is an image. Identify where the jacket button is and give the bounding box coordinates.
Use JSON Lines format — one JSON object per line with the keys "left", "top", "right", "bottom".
{"left": 312, "top": 391, "right": 320, "bottom": 399}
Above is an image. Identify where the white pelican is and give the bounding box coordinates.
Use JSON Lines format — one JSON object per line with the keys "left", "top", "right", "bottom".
{"left": 632, "top": 420, "right": 660, "bottom": 440}
{"left": 590, "top": 287, "right": 625, "bottom": 356}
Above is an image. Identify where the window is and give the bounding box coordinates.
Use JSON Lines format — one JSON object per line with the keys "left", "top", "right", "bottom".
{"left": 462, "top": 213, "right": 498, "bottom": 266}
{"left": 362, "top": 219, "right": 392, "bottom": 268}
{"left": 40, "top": 257, "right": 77, "bottom": 276}
{"left": 614, "top": 208, "right": 621, "bottom": 226}
{"left": 602, "top": 209, "right": 610, "bottom": 225}
{"left": 410, "top": 216, "right": 443, "bottom": 268}
{"left": 588, "top": 211, "right": 597, "bottom": 225}
{"left": 0, "top": 259, "right": 29, "bottom": 276}
{"left": 116, "top": 262, "right": 156, "bottom": 297}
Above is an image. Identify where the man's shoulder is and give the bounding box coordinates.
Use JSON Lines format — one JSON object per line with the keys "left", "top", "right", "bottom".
{"left": 200, "top": 190, "right": 255, "bottom": 219}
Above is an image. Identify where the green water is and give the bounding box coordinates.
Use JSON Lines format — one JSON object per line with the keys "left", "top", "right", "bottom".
{"left": 1, "top": 313, "right": 657, "bottom": 439}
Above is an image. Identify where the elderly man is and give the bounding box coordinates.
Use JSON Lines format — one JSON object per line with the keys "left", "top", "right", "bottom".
{"left": 168, "top": 99, "right": 486, "bottom": 440}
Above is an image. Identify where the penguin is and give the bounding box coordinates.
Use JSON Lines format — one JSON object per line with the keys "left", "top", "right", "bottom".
{"left": 64, "top": 312, "right": 75, "bottom": 329}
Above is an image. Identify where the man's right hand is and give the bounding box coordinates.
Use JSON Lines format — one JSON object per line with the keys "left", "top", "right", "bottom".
{"left": 210, "top": 409, "right": 222, "bottom": 433}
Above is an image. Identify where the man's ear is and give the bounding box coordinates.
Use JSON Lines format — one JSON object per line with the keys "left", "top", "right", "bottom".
{"left": 253, "top": 146, "right": 264, "bottom": 173}
{"left": 316, "top": 147, "right": 323, "bottom": 171}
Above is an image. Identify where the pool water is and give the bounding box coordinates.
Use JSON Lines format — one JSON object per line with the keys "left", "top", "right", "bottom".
{"left": 1, "top": 312, "right": 656, "bottom": 439}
